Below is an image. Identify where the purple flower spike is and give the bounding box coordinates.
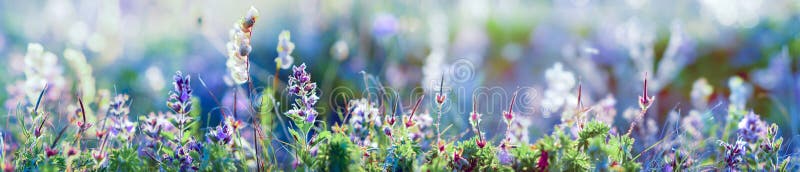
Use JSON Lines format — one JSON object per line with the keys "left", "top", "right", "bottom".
{"left": 168, "top": 71, "right": 192, "bottom": 114}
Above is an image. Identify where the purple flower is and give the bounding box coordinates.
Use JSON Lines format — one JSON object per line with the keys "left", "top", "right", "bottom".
{"left": 167, "top": 71, "right": 192, "bottom": 114}
{"left": 497, "top": 149, "right": 513, "bottom": 165}
{"left": 538, "top": 150, "right": 549, "bottom": 171}
{"left": 719, "top": 139, "right": 746, "bottom": 169}
{"left": 372, "top": 13, "right": 398, "bottom": 38}
{"left": 173, "top": 143, "right": 198, "bottom": 171}
{"left": 305, "top": 110, "right": 317, "bottom": 123}
{"left": 207, "top": 123, "right": 234, "bottom": 145}
{"left": 285, "top": 63, "right": 320, "bottom": 125}
{"left": 108, "top": 94, "right": 130, "bottom": 117}
{"left": 737, "top": 111, "right": 766, "bottom": 142}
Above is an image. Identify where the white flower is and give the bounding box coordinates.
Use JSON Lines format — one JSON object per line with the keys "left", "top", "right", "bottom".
{"left": 275, "top": 30, "right": 295, "bottom": 69}
{"left": 690, "top": 78, "right": 713, "bottom": 109}
{"left": 541, "top": 62, "right": 576, "bottom": 113}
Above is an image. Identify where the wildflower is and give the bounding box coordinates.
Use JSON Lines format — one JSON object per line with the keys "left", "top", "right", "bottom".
{"left": 34, "top": 114, "right": 48, "bottom": 138}
{"left": 167, "top": 71, "right": 192, "bottom": 114}
{"left": 110, "top": 117, "right": 136, "bottom": 140}
{"left": 409, "top": 112, "right": 434, "bottom": 141}
{"left": 107, "top": 94, "right": 135, "bottom": 139}
{"left": 503, "top": 91, "right": 518, "bottom": 125}
{"left": 737, "top": 111, "right": 766, "bottom": 142}
{"left": 638, "top": 73, "right": 655, "bottom": 110}
{"left": 664, "top": 149, "right": 692, "bottom": 171}
{"left": 95, "top": 129, "right": 108, "bottom": 140}
{"left": 719, "top": 138, "right": 746, "bottom": 169}
{"left": 470, "top": 96, "right": 487, "bottom": 148}
{"left": 226, "top": 6, "right": 259, "bottom": 84}
{"left": 435, "top": 76, "right": 446, "bottom": 106}
{"left": 223, "top": 115, "right": 243, "bottom": 131}
{"left": 92, "top": 150, "right": 107, "bottom": 163}
{"left": 108, "top": 94, "right": 130, "bottom": 117}
{"left": 75, "top": 98, "right": 92, "bottom": 131}
{"left": 690, "top": 78, "right": 713, "bottom": 109}
{"left": 497, "top": 149, "right": 513, "bottom": 165}
{"left": 44, "top": 147, "right": 58, "bottom": 158}
{"left": 682, "top": 110, "right": 704, "bottom": 140}
{"left": 437, "top": 141, "right": 446, "bottom": 153}
{"left": 594, "top": 95, "right": 617, "bottom": 124}
{"left": 383, "top": 126, "right": 392, "bottom": 137}
{"left": 66, "top": 147, "right": 77, "bottom": 157}
{"left": 507, "top": 119, "right": 531, "bottom": 144}
{"left": 541, "top": 62, "right": 577, "bottom": 113}
{"left": 275, "top": 30, "right": 295, "bottom": 69}
{"left": 331, "top": 40, "right": 349, "bottom": 61}
{"left": 372, "top": 13, "right": 398, "bottom": 38}
{"left": 173, "top": 144, "right": 197, "bottom": 171}
{"left": 760, "top": 124, "right": 780, "bottom": 153}
{"left": 208, "top": 121, "right": 235, "bottom": 145}
{"left": 141, "top": 112, "right": 172, "bottom": 139}
{"left": 349, "top": 98, "right": 379, "bottom": 145}
{"left": 537, "top": 149, "right": 549, "bottom": 171}
{"left": 5, "top": 43, "right": 68, "bottom": 110}
{"left": 728, "top": 76, "right": 752, "bottom": 110}
{"left": 476, "top": 138, "right": 487, "bottom": 148}
{"left": 386, "top": 115, "right": 396, "bottom": 126}
{"left": 285, "top": 63, "right": 320, "bottom": 124}
{"left": 452, "top": 149, "right": 468, "bottom": 169}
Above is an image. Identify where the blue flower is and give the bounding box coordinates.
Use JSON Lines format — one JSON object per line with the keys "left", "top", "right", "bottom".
{"left": 737, "top": 111, "right": 766, "bottom": 142}
{"left": 167, "top": 71, "right": 192, "bottom": 114}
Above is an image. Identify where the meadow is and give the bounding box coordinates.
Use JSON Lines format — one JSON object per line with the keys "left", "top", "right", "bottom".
{"left": 0, "top": 1, "right": 799, "bottom": 171}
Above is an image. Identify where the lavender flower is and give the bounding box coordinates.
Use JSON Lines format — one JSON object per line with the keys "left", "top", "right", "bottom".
{"left": 275, "top": 30, "right": 295, "bottom": 69}
{"left": 141, "top": 112, "right": 173, "bottom": 139}
{"left": 107, "top": 94, "right": 136, "bottom": 139}
{"left": 226, "top": 6, "right": 259, "bottom": 84}
{"left": 737, "top": 112, "right": 766, "bottom": 142}
{"left": 108, "top": 94, "right": 130, "bottom": 117}
{"left": 719, "top": 138, "right": 746, "bottom": 169}
{"left": 110, "top": 117, "right": 136, "bottom": 140}
{"left": 173, "top": 141, "right": 200, "bottom": 171}
{"left": 348, "top": 98, "right": 379, "bottom": 145}
{"left": 167, "top": 71, "right": 194, "bottom": 141}
{"left": 167, "top": 71, "right": 192, "bottom": 114}
{"left": 207, "top": 122, "right": 234, "bottom": 145}
{"left": 497, "top": 149, "right": 513, "bottom": 165}
{"left": 285, "top": 63, "right": 320, "bottom": 124}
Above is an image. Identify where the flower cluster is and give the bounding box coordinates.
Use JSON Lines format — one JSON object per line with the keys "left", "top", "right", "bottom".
{"left": 166, "top": 71, "right": 194, "bottom": 141}
{"left": 286, "top": 63, "right": 320, "bottom": 123}
{"left": 107, "top": 94, "right": 136, "bottom": 140}
{"left": 275, "top": 30, "right": 295, "bottom": 69}
{"left": 167, "top": 71, "right": 192, "bottom": 114}
{"left": 348, "top": 98, "right": 379, "bottom": 146}
{"left": 207, "top": 116, "right": 242, "bottom": 145}
{"left": 225, "top": 6, "right": 259, "bottom": 84}
{"left": 737, "top": 111, "right": 767, "bottom": 142}
{"left": 5, "top": 43, "right": 68, "bottom": 110}
{"left": 719, "top": 139, "right": 747, "bottom": 169}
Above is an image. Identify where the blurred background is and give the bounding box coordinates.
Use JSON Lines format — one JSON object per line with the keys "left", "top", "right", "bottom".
{"left": 0, "top": 0, "right": 799, "bottom": 151}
